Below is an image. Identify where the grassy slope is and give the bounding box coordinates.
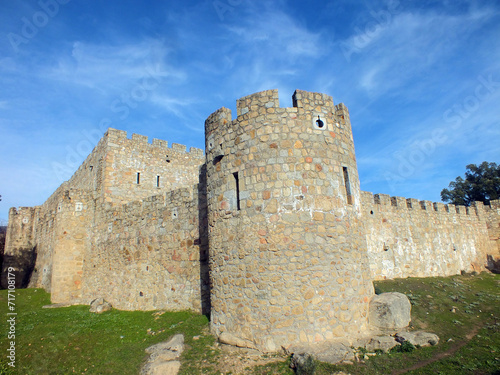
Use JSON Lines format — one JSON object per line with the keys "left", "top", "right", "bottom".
{"left": 0, "top": 290, "right": 214, "bottom": 375}
{"left": 0, "top": 272, "right": 498, "bottom": 375}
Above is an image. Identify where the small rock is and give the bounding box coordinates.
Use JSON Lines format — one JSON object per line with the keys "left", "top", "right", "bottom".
{"left": 365, "top": 336, "right": 398, "bottom": 353}
{"left": 144, "top": 360, "right": 180, "bottom": 375}
{"left": 290, "top": 353, "right": 316, "bottom": 374}
{"left": 219, "top": 332, "right": 256, "bottom": 349}
{"left": 145, "top": 334, "right": 184, "bottom": 355}
{"left": 89, "top": 298, "right": 112, "bottom": 314}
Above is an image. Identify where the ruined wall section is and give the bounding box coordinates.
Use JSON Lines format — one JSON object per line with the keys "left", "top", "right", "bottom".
{"left": 82, "top": 181, "right": 208, "bottom": 312}
{"left": 361, "top": 192, "right": 496, "bottom": 280}
{"left": 206, "top": 90, "right": 374, "bottom": 352}
{"left": 103, "top": 129, "right": 204, "bottom": 207}
{"left": 1, "top": 207, "right": 38, "bottom": 288}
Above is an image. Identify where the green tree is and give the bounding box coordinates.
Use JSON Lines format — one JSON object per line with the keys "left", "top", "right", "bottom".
{"left": 441, "top": 162, "right": 500, "bottom": 206}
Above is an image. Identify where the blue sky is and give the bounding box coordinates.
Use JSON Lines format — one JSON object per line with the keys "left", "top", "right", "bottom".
{"left": 1, "top": 0, "right": 499, "bottom": 223}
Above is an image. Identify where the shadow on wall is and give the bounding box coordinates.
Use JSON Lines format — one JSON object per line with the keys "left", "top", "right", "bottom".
{"left": 0, "top": 226, "right": 6, "bottom": 276}
{"left": 198, "top": 164, "right": 211, "bottom": 318}
{"left": 486, "top": 254, "right": 500, "bottom": 274}
{"left": 0, "top": 245, "right": 37, "bottom": 289}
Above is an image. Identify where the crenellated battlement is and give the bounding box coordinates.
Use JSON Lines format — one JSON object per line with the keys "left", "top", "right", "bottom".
{"left": 205, "top": 90, "right": 355, "bottom": 176}
{"left": 236, "top": 89, "right": 280, "bottom": 116}
{"left": 361, "top": 191, "right": 486, "bottom": 217}
{"left": 292, "top": 89, "right": 335, "bottom": 112}
{"left": 105, "top": 128, "right": 204, "bottom": 158}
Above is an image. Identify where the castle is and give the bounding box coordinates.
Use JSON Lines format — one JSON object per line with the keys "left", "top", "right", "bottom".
{"left": 2, "top": 89, "right": 499, "bottom": 352}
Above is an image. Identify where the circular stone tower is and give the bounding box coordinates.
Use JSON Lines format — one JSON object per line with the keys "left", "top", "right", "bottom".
{"left": 205, "top": 89, "right": 374, "bottom": 352}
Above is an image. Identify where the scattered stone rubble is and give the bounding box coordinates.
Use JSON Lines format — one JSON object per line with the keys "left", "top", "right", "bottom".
{"left": 140, "top": 334, "right": 184, "bottom": 375}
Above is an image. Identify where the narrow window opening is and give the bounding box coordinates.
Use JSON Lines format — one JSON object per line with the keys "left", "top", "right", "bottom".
{"left": 166, "top": 154, "right": 170, "bottom": 163}
{"left": 233, "top": 172, "right": 241, "bottom": 211}
{"left": 156, "top": 175, "right": 160, "bottom": 187}
{"left": 136, "top": 172, "right": 140, "bottom": 184}
{"left": 342, "top": 167, "right": 352, "bottom": 205}
{"left": 89, "top": 165, "right": 93, "bottom": 171}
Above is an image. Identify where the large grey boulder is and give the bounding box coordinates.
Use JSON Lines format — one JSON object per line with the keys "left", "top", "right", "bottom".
{"left": 369, "top": 292, "right": 411, "bottom": 330}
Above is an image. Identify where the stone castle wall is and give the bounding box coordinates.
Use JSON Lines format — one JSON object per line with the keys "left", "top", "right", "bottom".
{"left": 0, "top": 226, "right": 6, "bottom": 274}
{"left": 2, "top": 88, "right": 498, "bottom": 354}
{"left": 49, "top": 189, "right": 93, "bottom": 303}
{"left": 3, "top": 185, "right": 93, "bottom": 303}
{"left": 361, "top": 192, "right": 497, "bottom": 280}
{"left": 102, "top": 129, "right": 204, "bottom": 207}
{"left": 205, "top": 90, "right": 374, "bottom": 351}
{"left": 81, "top": 181, "right": 209, "bottom": 313}
{"left": 484, "top": 200, "right": 500, "bottom": 255}
{"left": 2, "top": 129, "right": 205, "bottom": 305}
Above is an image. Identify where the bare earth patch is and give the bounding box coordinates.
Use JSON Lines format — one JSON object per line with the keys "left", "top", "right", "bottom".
{"left": 215, "top": 344, "right": 286, "bottom": 374}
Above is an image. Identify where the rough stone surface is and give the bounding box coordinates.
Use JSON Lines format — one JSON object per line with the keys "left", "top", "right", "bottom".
{"left": 219, "top": 332, "right": 256, "bottom": 349}
{"left": 89, "top": 298, "right": 112, "bottom": 314}
{"left": 369, "top": 292, "right": 411, "bottom": 330}
{"left": 396, "top": 331, "right": 439, "bottom": 347}
{"left": 207, "top": 90, "right": 374, "bottom": 352}
{"left": 365, "top": 335, "right": 399, "bottom": 353}
{"left": 362, "top": 195, "right": 498, "bottom": 280}
{"left": 141, "top": 334, "right": 184, "bottom": 375}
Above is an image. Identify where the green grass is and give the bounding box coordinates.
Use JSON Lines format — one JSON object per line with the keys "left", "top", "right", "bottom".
{"left": 0, "top": 272, "right": 499, "bottom": 374}
{"left": 0, "top": 289, "right": 214, "bottom": 374}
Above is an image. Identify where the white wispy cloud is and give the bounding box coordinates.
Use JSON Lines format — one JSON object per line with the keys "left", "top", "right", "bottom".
{"left": 44, "top": 39, "right": 181, "bottom": 93}
{"left": 346, "top": 7, "right": 500, "bottom": 97}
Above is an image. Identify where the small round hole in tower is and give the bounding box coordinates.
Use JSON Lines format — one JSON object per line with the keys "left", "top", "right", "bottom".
{"left": 316, "top": 115, "right": 324, "bottom": 128}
